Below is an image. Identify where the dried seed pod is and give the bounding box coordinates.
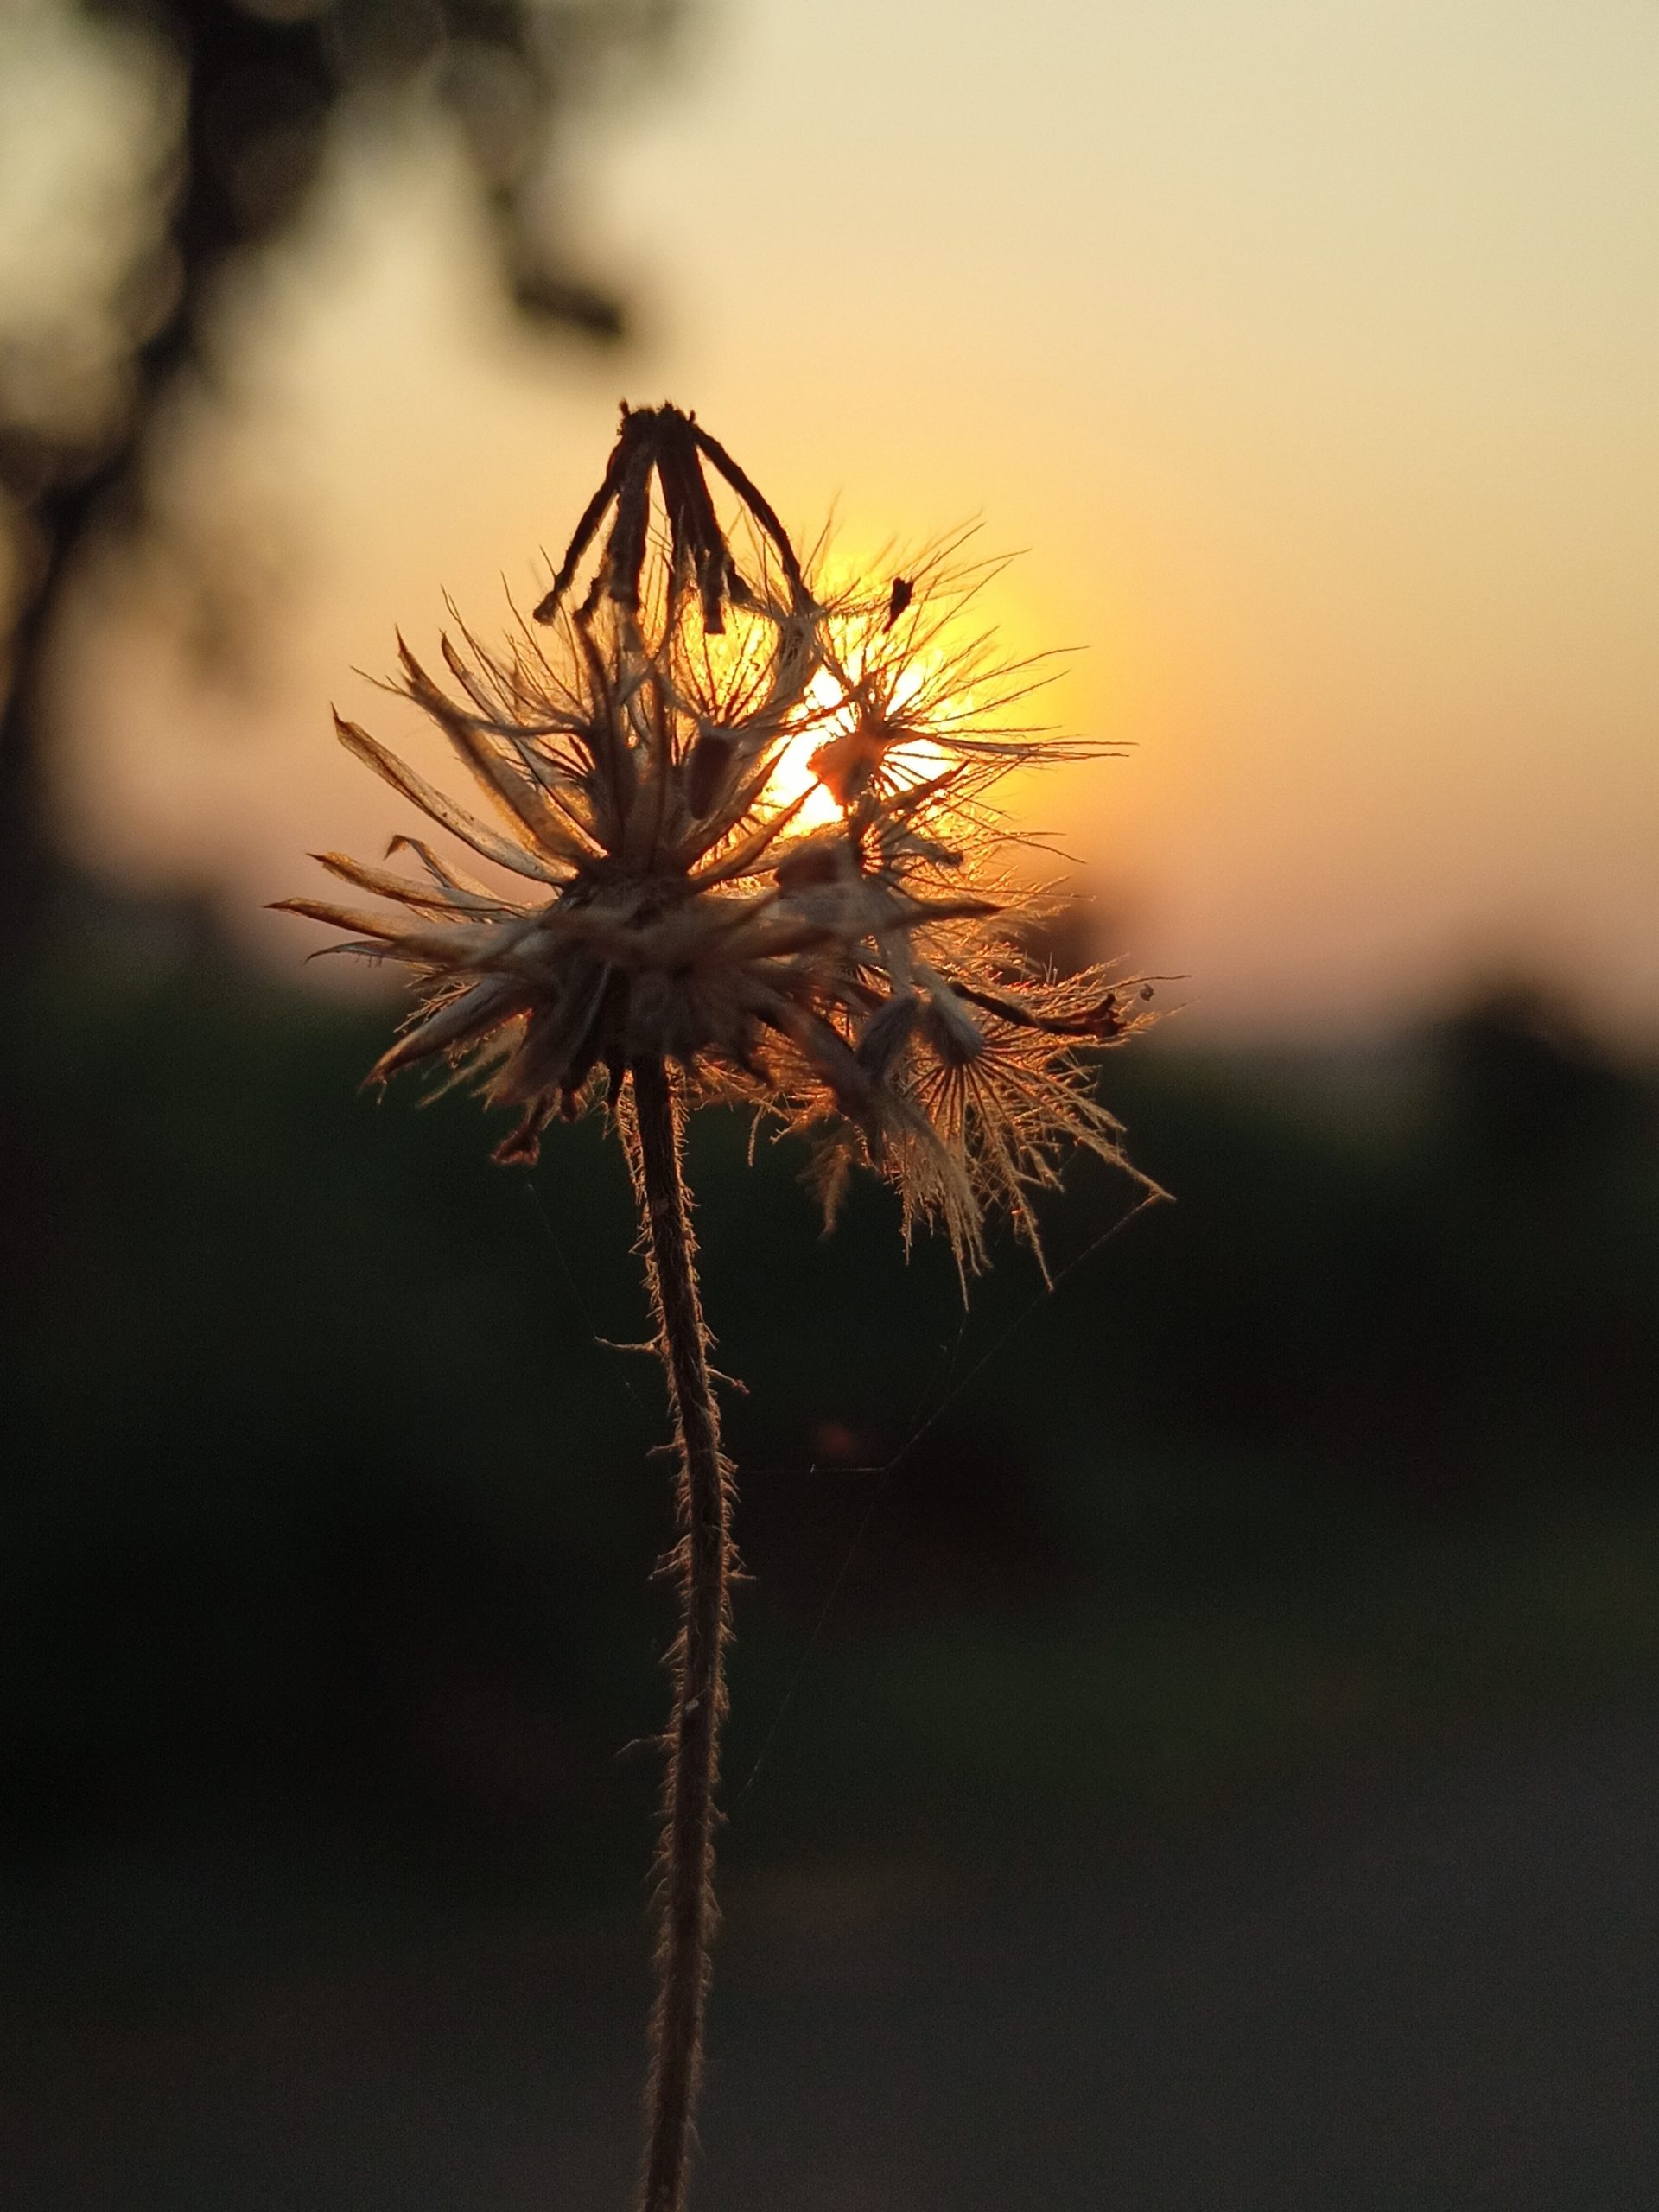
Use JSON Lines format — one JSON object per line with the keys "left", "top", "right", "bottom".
{"left": 281, "top": 404, "right": 1157, "bottom": 1267}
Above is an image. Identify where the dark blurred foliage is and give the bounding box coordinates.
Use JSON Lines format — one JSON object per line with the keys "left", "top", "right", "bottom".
{"left": 4, "top": 938, "right": 1656, "bottom": 1896}
{"left": 0, "top": 0, "right": 684, "bottom": 937}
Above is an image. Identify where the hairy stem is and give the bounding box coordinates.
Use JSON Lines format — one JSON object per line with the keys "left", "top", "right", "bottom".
{"left": 630, "top": 1055, "right": 733, "bottom": 2212}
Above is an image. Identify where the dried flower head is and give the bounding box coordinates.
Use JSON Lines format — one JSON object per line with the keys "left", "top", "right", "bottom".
{"left": 283, "top": 404, "right": 1163, "bottom": 2212}
{"left": 279, "top": 401, "right": 1154, "bottom": 1268}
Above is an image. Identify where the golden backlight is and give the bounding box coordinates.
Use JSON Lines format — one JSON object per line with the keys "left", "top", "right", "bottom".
{"left": 688, "top": 582, "right": 970, "bottom": 838}
{"left": 28, "top": 0, "right": 1659, "bottom": 1039}
{"left": 766, "top": 655, "right": 956, "bottom": 833}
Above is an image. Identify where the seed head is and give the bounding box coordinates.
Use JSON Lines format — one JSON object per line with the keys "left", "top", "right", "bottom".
{"left": 279, "top": 403, "right": 1155, "bottom": 1270}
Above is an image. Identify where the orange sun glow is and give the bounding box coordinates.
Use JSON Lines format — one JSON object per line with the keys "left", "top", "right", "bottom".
{"left": 762, "top": 647, "right": 958, "bottom": 830}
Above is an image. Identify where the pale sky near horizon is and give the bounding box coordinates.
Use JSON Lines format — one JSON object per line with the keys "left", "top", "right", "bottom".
{"left": 24, "top": 0, "right": 1659, "bottom": 1041}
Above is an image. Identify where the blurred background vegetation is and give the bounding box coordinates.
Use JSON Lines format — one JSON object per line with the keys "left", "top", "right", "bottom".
{"left": 3, "top": 4, "right": 1657, "bottom": 2207}
{"left": 7, "top": 939, "right": 1658, "bottom": 1898}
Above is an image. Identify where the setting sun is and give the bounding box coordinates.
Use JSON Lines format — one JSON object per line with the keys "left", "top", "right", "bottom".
{"left": 763, "top": 654, "right": 957, "bottom": 833}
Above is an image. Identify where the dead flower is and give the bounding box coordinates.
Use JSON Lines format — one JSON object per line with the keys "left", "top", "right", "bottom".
{"left": 282, "top": 401, "right": 1160, "bottom": 2212}
{"left": 278, "top": 401, "right": 1154, "bottom": 1274}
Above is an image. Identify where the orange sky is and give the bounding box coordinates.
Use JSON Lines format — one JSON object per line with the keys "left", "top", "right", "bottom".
{"left": 31, "top": 0, "right": 1659, "bottom": 1040}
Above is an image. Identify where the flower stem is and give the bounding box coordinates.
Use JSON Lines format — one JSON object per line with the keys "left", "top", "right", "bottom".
{"left": 630, "top": 1055, "right": 733, "bottom": 2212}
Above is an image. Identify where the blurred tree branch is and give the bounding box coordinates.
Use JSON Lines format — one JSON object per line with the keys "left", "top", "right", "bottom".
{"left": 0, "top": 0, "right": 686, "bottom": 944}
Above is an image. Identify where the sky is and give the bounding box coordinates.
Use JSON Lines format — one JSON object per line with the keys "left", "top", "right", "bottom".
{"left": 22, "top": 0, "right": 1659, "bottom": 1041}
